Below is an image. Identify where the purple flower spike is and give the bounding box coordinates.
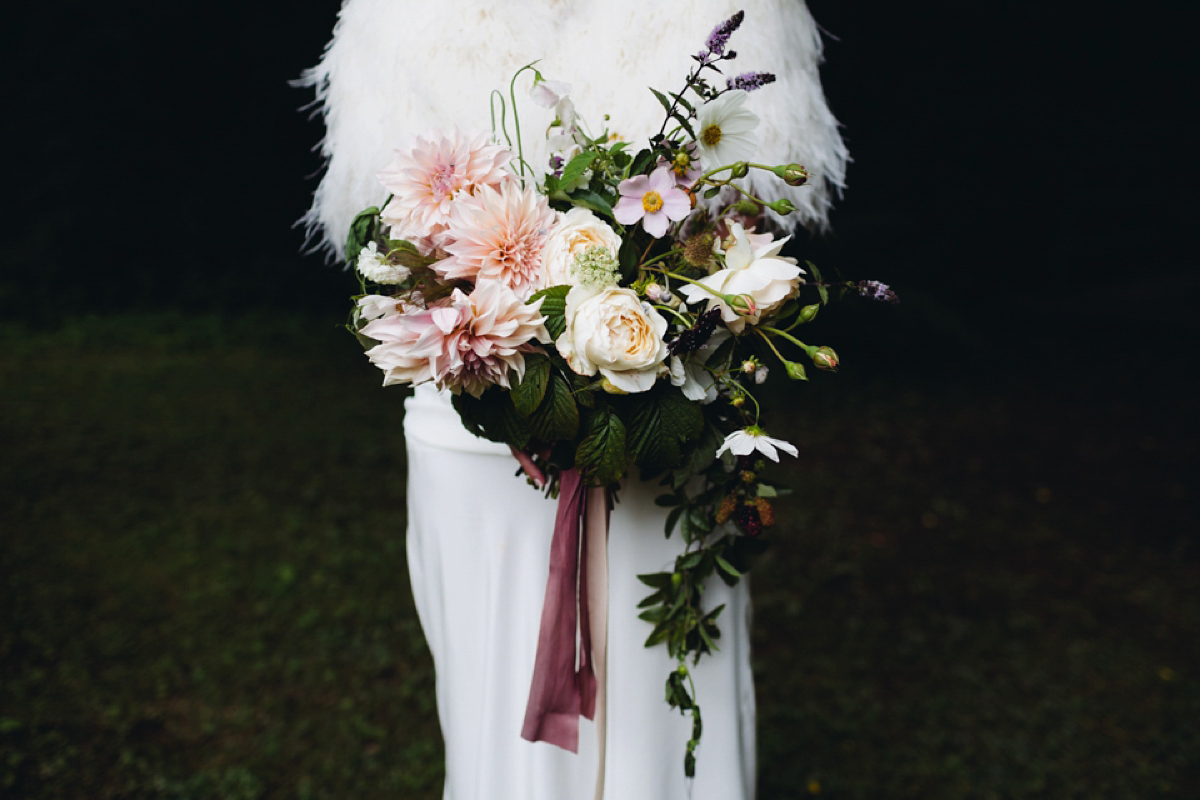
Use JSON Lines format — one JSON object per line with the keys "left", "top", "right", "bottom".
{"left": 704, "top": 10, "right": 745, "bottom": 58}
{"left": 727, "top": 71, "right": 777, "bottom": 92}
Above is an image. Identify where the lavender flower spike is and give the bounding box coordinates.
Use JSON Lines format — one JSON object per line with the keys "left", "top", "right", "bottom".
{"left": 704, "top": 10, "right": 745, "bottom": 58}
{"left": 858, "top": 280, "right": 900, "bottom": 304}
{"left": 727, "top": 71, "right": 777, "bottom": 92}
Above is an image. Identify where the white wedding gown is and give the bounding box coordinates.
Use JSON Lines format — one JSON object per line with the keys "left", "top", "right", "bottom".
{"left": 301, "top": 2, "right": 847, "bottom": 798}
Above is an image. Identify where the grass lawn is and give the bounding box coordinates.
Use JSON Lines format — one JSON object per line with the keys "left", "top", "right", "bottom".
{"left": 2, "top": 312, "right": 1197, "bottom": 799}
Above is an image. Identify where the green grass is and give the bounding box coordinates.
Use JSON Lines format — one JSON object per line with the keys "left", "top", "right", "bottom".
{"left": 1, "top": 312, "right": 1197, "bottom": 798}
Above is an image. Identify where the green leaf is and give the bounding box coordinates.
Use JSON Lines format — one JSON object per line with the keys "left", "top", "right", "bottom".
{"left": 680, "top": 506, "right": 711, "bottom": 544}
{"left": 672, "top": 422, "right": 723, "bottom": 490}
{"left": 618, "top": 230, "right": 645, "bottom": 283}
{"left": 575, "top": 406, "right": 627, "bottom": 485}
{"left": 649, "top": 87, "right": 675, "bottom": 119}
{"left": 664, "top": 506, "right": 684, "bottom": 538}
{"left": 637, "top": 572, "right": 674, "bottom": 589}
{"left": 702, "top": 186, "right": 720, "bottom": 199}
{"left": 569, "top": 189, "right": 615, "bottom": 219}
{"left": 451, "top": 388, "right": 530, "bottom": 450}
{"left": 669, "top": 90, "right": 696, "bottom": 116}
{"left": 625, "top": 385, "right": 705, "bottom": 472}
{"left": 527, "top": 370, "right": 579, "bottom": 441}
{"left": 560, "top": 150, "right": 599, "bottom": 190}
{"left": 637, "top": 590, "right": 665, "bottom": 608}
{"left": 629, "top": 148, "right": 655, "bottom": 177}
{"left": 715, "top": 554, "right": 741, "bottom": 579}
{"left": 529, "top": 284, "right": 570, "bottom": 341}
{"left": 806, "top": 260, "right": 829, "bottom": 305}
{"left": 510, "top": 353, "right": 551, "bottom": 417}
{"left": 344, "top": 206, "right": 379, "bottom": 263}
{"left": 671, "top": 112, "right": 696, "bottom": 140}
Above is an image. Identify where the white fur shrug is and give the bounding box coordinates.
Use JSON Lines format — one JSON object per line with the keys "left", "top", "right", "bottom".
{"left": 299, "top": 0, "right": 848, "bottom": 258}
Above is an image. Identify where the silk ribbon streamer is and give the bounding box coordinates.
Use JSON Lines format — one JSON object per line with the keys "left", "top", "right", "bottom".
{"left": 521, "top": 468, "right": 611, "bottom": 796}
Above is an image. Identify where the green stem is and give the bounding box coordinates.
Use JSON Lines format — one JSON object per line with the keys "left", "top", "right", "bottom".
{"left": 758, "top": 325, "right": 811, "bottom": 353}
{"left": 509, "top": 63, "right": 543, "bottom": 180}
{"left": 490, "top": 91, "right": 511, "bottom": 148}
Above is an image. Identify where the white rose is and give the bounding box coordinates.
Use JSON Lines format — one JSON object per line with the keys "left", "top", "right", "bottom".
{"left": 556, "top": 286, "right": 669, "bottom": 393}
{"left": 678, "top": 222, "right": 803, "bottom": 332}
{"left": 542, "top": 208, "right": 623, "bottom": 287}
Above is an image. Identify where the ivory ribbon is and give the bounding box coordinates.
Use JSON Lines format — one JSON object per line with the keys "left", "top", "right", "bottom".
{"left": 520, "top": 468, "right": 610, "bottom": 798}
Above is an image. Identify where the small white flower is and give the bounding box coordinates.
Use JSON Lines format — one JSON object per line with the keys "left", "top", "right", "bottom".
{"left": 356, "top": 242, "right": 411, "bottom": 285}
{"left": 716, "top": 426, "right": 798, "bottom": 462}
{"left": 356, "top": 293, "right": 402, "bottom": 322}
{"left": 694, "top": 90, "right": 759, "bottom": 169}
{"left": 530, "top": 79, "right": 572, "bottom": 109}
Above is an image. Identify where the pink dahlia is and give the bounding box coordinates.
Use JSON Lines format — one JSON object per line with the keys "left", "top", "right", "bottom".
{"left": 436, "top": 181, "right": 557, "bottom": 297}
{"left": 614, "top": 166, "right": 692, "bottom": 239}
{"left": 424, "top": 282, "right": 549, "bottom": 397}
{"left": 377, "top": 129, "right": 513, "bottom": 242}
{"left": 359, "top": 309, "right": 439, "bottom": 388}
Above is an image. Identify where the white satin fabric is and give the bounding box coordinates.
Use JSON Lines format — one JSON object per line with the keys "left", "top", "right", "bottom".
{"left": 404, "top": 384, "right": 756, "bottom": 800}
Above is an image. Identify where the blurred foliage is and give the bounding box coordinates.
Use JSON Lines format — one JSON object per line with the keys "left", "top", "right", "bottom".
{"left": 1, "top": 312, "right": 1197, "bottom": 799}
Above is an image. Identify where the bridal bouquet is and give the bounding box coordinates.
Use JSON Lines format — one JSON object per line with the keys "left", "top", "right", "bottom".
{"left": 346, "top": 11, "right": 894, "bottom": 777}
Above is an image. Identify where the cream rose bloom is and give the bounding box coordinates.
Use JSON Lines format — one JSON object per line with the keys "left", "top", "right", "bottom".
{"left": 679, "top": 222, "right": 803, "bottom": 333}
{"left": 556, "top": 285, "right": 669, "bottom": 393}
{"left": 541, "top": 208, "right": 623, "bottom": 287}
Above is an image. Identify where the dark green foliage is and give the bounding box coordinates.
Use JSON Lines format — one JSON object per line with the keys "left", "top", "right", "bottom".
{"left": 528, "top": 285, "right": 570, "bottom": 341}
{"left": 452, "top": 387, "right": 530, "bottom": 450}
{"left": 344, "top": 207, "right": 378, "bottom": 263}
{"left": 575, "top": 405, "right": 627, "bottom": 486}
{"left": 623, "top": 384, "right": 705, "bottom": 473}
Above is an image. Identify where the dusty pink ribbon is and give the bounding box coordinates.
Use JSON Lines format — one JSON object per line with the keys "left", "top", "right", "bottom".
{"left": 521, "top": 467, "right": 610, "bottom": 769}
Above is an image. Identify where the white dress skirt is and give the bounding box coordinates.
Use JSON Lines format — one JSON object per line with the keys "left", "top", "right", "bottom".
{"left": 404, "top": 384, "right": 756, "bottom": 800}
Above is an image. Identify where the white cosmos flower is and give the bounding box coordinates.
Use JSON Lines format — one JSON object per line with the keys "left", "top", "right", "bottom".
{"left": 716, "top": 426, "right": 798, "bottom": 462}
{"left": 694, "top": 90, "right": 759, "bottom": 169}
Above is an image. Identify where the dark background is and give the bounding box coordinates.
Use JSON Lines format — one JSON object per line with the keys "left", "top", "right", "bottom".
{"left": 3, "top": 2, "right": 1197, "bottom": 798}
{"left": 5, "top": 1, "right": 1194, "bottom": 339}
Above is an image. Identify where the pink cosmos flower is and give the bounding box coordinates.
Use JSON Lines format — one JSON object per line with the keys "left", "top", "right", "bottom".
{"left": 614, "top": 166, "right": 692, "bottom": 238}
{"left": 362, "top": 282, "right": 548, "bottom": 398}
{"left": 435, "top": 181, "right": 558, "bottom": 298}
{"left": 377, "top": 129, "right": 512, "bottom": 243}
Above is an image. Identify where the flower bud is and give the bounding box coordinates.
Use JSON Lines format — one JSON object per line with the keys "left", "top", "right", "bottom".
{"left": 811, "top": 346, "right": 839, "bottom": 371}
{"left": 727, "top": 294, "right": 757, "bottom": 316}
{"left": 784, "top": 360, "right": 808, "bottom": 381}
{"left": 730, "top": 161, "right": 750, "bottom": 179}
{"left": 741, "top": 359, "right": 757, "bottom": 374}
{"left": 774, "top": 163, "right": 809, "bottom": 186}
{"left": 767, "top": 198, "right": 797, "bottom": 215}
{"left": 798, "top": 303, "right": 820, "bottom": 323}
{"left": 600, "top": 376, "right": 630, "bottom": 394}
{"left": 645, "top": 283, "right": 668, "bottom": 303}
{"left": 754, "top": 365, "right": 768, "bottom": 384}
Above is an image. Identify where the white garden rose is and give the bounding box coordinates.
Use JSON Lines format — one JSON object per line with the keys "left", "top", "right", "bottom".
{"left": 679, "top": 222, "right": 803, "bottom": 333}
{"left": 541, "top": 208, "right": 623, "bottom": 287}
{"left": 556, "top": 285, "right": 669, "bottom": 393}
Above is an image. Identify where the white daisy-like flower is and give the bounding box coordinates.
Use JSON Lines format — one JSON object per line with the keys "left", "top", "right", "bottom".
{"left": 694, "top": 90, "right": 759, "bottom": 169}
{"left": 356, "top": 242, "right": 411, "bottom": 285}
{"left": 716, "top": 426, "right": 798, "bottom": 462}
